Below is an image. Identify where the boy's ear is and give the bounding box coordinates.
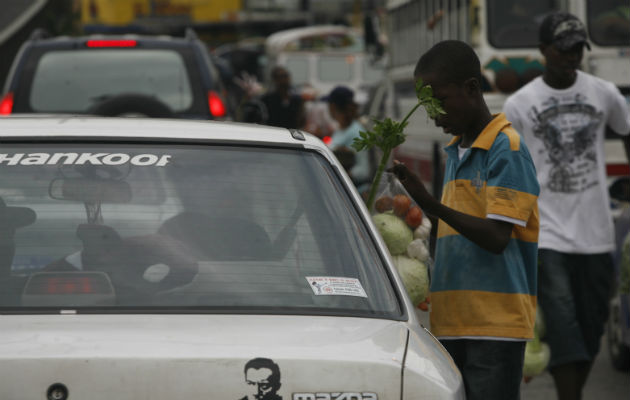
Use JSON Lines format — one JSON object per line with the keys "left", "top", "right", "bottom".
{"left": 538, "top": 43, "right": 549, "bottom": 57}
{"left": 463, "top": 77, "right": 481, "bottom": 96}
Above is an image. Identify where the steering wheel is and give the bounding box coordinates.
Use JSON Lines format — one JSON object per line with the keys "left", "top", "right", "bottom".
{"left": 75, "top": 224, "right": 199, "bottom": 297}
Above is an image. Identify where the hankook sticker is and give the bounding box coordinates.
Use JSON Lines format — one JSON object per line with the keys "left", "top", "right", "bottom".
{"left": 306, "top": 277, "right": 367, "bottom": 298}
{"left": 0, "top": 153, "right": 171, "bottom": 166}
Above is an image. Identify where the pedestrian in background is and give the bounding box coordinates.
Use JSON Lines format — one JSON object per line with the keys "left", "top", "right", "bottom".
{"left": 324, "top": 86, "right": 373, "bottom": 194}
{"left": 260, "top": 66, "right": 305, "bottom": 129}
{"left": 391, "top": 40, "right": 540, "bottom": 400}
{"left": 504, "top": 12, "right": 630, "bottom": 400}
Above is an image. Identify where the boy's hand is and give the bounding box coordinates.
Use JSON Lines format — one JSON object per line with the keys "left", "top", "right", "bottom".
{"left": 388, "top": 160, "right": 439, "bottom": 215}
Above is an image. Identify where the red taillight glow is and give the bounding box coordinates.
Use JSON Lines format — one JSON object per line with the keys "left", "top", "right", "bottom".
{"left": 208, "top": 91, "right": 226, "bottom": 117}
{"left": 322, "top": 136, "right": 332, "bottom": 145}
{"left": 0, "top": 92, "right": 13, "bottom": 115}
{"left": 46, "top": 277, "right": 93, "bottom": 294}
{"left": 23, "top": 272, "right": 114, "bottom": 295}
{"left": 86, "top": 39, "right": 137, "bottom": 48}
{"left": 607, "top": 163, "right": 630, "bottom": 176}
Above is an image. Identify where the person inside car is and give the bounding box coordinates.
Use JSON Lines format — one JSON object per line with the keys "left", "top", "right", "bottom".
{"left": 0, "top": 197, "right": 36, "bottom": 279}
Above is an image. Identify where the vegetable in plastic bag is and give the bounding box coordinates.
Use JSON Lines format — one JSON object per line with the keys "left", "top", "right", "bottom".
{"left": 523, "top": 309, "right": 550, "bottom": 377}
{"left": 393, "top": 255, "right": 429, "bottom": 305}
{"left": 373, "top": 212, "right": 413, "bottom": 255}
{"left": 407, "top": 239, "right": 430, "bottom": 262}
{"left": 523, "top": 334, "right": 550, "bottom": 377}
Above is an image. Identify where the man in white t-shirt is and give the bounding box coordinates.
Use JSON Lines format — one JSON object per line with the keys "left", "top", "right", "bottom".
{"left": 504, "top": 12, "right": 630, "bottom": 399}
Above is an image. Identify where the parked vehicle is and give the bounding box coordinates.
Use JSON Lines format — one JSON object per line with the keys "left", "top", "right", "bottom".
{"left": 0, "top": 29, "right": 232, "bottom": 120}
{"left": 0, "top": 115, "right": 464, "bottom": 399}
{"left": 265, "top": 25, "right": 386, "bottom": 105}
{"left": 607, "top": 176, "right": 630, "bottom": 371}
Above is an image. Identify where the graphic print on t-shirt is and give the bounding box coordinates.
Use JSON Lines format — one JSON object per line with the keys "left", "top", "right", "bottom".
{"left": 528, "top": 93, "right": 603, "bottom": 193}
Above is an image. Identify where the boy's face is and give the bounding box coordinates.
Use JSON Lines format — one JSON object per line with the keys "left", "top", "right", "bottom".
{"left": 415, "top": 71, "right": 472, "bottom": 137}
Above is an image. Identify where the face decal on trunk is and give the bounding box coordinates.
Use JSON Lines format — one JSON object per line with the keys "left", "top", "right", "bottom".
{"left": 241, "top": 358, "right": 282, "bottom": 400}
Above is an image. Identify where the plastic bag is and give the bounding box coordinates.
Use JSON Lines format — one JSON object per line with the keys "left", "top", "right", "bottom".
{"left": 371, "top": 172, "right": 433, "bottom": 309}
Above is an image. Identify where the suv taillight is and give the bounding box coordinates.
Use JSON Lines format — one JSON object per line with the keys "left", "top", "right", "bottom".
{"left": 86, "top": 39, "right": 137, "bottom": 48}
{"left": 208, "top": 91, "right": 226, "bottom": 117}
{"left": 0, "top": 92, "right": 13, "bottom": 115}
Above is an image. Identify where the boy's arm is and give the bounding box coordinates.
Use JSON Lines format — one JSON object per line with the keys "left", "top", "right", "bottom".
{"left": 390, "top": 161, "right": 513, "bottom": 254}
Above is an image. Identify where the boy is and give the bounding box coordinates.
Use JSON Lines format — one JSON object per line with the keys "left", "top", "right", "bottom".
{"left": 504, "top": 12, "right": 630, "bottom": 400}
{"left": 390, "top": 40, "right": 540, "bottom": 400}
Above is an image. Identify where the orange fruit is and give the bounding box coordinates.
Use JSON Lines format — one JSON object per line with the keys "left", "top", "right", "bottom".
{"left": 375, "top": 196, "right": 393, "bottom": 213}
{"left": 392, "top": 194, "right": 411, "bottom": 217}
{"left": 405, "top": 206, "right": 423, "bottom": 228}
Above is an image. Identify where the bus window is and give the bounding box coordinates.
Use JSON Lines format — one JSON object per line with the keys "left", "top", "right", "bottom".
{"left": 318, "top": 56, "right": 353, "bottom": 82}
{"left": 587, "top": 0, "right": 630, "bottom": 46}
{"left": 283, "top": 55, "right": 310, "bottom": 87}
{"left": 487, "top": 0, "right": 559, "bottom": 48}
{"left": 362, "top": 59, "right": 385, "bottom": 84}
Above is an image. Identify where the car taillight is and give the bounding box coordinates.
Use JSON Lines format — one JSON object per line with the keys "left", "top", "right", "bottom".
{"left": 0, "top": 92, "right": 14, "bottom": 115}
{"left": 322, "top": 136, "right": 332, "bottom": 145}
{"left": 208, "top": 91, "right": 226, "bottom": 117}
{"left": 86, "top": 39, "right": 137, "bottom": 48}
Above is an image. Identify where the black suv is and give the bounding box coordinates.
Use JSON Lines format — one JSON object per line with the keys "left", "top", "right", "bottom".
{"left": 1, "top": 29, "right": 232, "bottom": 119}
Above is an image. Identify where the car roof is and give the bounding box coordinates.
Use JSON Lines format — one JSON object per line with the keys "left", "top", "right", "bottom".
{"left": 0, "top": 116, "right": 327, "bottom": 149}
{"left": 24, "top": 28, "right": 204, "bottom": 45}
{"left": 24, "top": 33, "right": 199, "bottom": 49}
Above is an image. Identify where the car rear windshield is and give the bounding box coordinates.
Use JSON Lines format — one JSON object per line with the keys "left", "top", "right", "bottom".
{"left": 28, "top": 49, "right": 194, "bottom": 113}
{"left": 0, "top": 143, "right": 400, "bottom": 318}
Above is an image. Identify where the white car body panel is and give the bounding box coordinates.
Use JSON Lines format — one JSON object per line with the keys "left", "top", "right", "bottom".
{"left": 0, "top": 315, "right": 461, "bottom": 399}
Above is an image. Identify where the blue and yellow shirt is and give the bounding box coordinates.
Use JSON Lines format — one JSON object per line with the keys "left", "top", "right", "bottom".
{"left": 430, "top": 113, "right": 540, "bottom": 339}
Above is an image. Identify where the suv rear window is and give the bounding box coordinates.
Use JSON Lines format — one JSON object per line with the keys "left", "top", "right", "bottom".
{"left": 0, "top": 143, "right": 399, "bottom": 317}
{"left": 29, "top": 49, "right": 194, "bottom": 113}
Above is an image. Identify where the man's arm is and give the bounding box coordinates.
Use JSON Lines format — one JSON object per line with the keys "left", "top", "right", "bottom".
{"left": 390, "top": 161, "right": 513, "bottom": 254}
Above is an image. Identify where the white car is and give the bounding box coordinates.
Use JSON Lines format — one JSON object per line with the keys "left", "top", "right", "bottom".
{"left": 0, "top": 116, "right": 463, "bottom": 400}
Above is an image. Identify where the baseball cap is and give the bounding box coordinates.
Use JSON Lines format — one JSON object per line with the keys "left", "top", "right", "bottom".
{"left": 0, "top": 198, "right": 36, "bottom": 229}
{"left": 539, "top": 12, "right": 591, "bottom": 51}
{"left": 323, "top": 86, "right": 355, "bottom": 108}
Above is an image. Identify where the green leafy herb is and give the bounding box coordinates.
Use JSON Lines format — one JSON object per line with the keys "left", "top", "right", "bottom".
{"left": 352, "top": 78, "right": 445, "bottom": 211}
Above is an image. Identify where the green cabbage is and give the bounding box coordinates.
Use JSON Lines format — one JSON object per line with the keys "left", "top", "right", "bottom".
{"left": 373, "top": 213, "right": 413, "bottom": 255}
{"left": 393, "top": 255, "right": 429, "bottom": 305}
{"left": 523, "top": 338, "right": 550, "bottom": 376}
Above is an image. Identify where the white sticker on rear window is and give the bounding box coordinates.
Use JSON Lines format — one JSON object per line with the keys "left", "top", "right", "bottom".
{"left": 306, "top": 276, "right": 367, "bottom": 298}
{"left": 0, "top": 153, "right": 171, "bottom": 166}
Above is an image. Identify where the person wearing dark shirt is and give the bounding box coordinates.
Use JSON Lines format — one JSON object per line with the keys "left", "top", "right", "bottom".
{"left": 260, "top": 66, "right": 305, "bottom": 129}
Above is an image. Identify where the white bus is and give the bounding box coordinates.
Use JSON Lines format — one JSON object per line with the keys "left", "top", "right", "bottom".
{"left": 368, "top": 0, "right": 629, "bottom": 194}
